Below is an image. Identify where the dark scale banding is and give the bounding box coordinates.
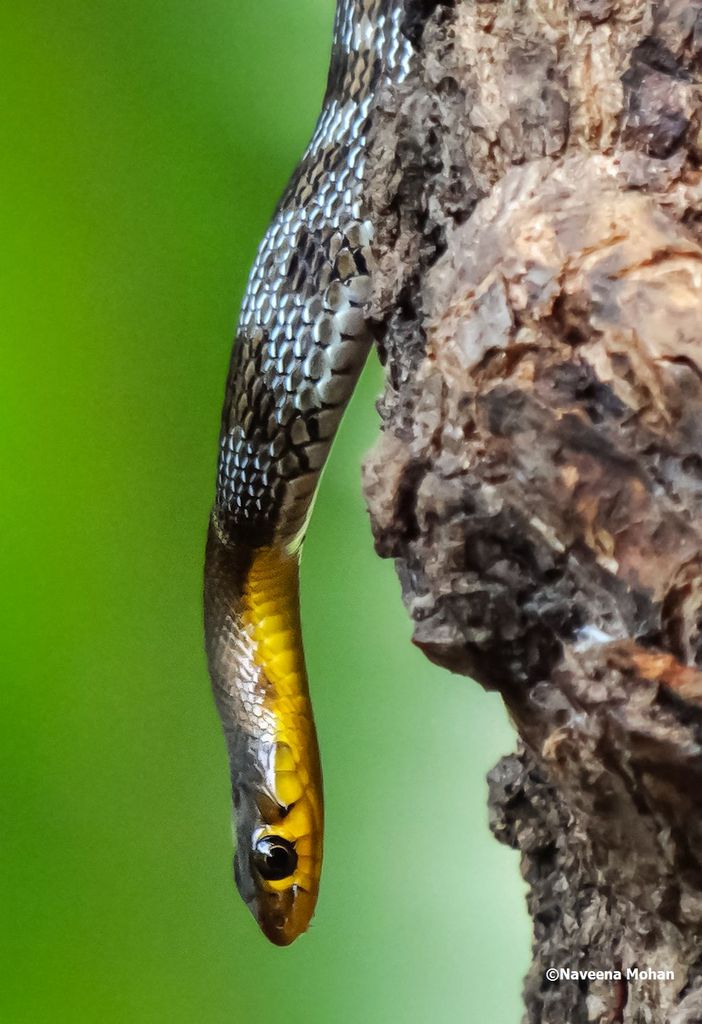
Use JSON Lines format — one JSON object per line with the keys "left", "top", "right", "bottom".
{"left": 214, "top": 0, "right": 414, "bottom": 548}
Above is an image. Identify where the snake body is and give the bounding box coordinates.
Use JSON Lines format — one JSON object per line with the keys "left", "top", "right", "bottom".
{"left": 204, "top": 0, "right": 416, "bottom": 945}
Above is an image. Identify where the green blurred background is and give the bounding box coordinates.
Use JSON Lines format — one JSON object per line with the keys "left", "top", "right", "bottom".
{"left": 2, "top": 2, "right": 529, "bottom": 1021}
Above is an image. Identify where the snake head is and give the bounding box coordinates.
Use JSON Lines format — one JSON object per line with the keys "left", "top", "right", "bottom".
{"left": 205, "top": 527, "right": 323, "bottom": 944}
{"left": 231, "top": 744, "right": 322, "bottom": 946}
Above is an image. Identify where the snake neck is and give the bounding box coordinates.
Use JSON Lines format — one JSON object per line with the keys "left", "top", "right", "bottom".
{"left": 204, "top": 521, "right": 322, "bottom": 821}
{"left": 205, "top": 522, "right": 312, "bottom": 741}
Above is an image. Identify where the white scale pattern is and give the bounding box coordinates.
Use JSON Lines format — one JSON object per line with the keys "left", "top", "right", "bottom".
{"left": 215, "top": 0, "right": 414, "bottom": 547}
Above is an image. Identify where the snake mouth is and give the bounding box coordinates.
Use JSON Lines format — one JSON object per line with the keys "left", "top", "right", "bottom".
{"left": 259, "top": 915, "right": 298, "bottom": 947}
{"left": 250, "top": 883, "right": 317, "bottom": 946}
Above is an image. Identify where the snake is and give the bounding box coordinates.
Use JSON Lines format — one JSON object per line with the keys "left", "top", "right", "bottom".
{"left": 204, "top": 0, "right": 425, "bottom": 945}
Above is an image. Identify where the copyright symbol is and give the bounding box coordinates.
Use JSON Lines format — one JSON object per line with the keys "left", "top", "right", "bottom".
{"left": 546, "top": 968, "right": 559, "bottom": 982}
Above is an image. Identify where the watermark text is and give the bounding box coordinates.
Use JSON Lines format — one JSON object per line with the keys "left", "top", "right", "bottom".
{"left": 545, "top": 966, "right": 674, "bottom": 983}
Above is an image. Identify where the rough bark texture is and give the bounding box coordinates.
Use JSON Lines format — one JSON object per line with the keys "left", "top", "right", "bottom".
{"left": 363, "top": 2, "right": 702, "bottom": 1021}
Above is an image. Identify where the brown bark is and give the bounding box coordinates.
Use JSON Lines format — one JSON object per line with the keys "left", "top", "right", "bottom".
{"left": 363, "top": 3, "right": 702, "bottom": 1021}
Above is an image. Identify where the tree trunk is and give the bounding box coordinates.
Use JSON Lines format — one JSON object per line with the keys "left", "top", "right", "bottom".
{"left": 362, "top": 3, "right": 702, "bottom": 1021}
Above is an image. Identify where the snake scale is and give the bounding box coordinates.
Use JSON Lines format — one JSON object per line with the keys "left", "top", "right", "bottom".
{"left": 204, "top": 0, "right": 426, "bottom": 945}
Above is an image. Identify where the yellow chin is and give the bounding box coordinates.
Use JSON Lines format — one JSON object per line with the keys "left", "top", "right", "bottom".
{"left": 254, "top": 881, "right": 319, "bottom": 947}
{"left": 242, "top": 547, "right": 325, "bottom": 943}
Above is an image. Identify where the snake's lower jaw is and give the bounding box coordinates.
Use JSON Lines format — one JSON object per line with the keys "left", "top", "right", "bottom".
{"left": 246, "top": 881, "right": 318, "bottom": 946}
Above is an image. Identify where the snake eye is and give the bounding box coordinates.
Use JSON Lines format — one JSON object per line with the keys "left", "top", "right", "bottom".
{"left": 252, "top": 835, "right": 298, "bottom": 881}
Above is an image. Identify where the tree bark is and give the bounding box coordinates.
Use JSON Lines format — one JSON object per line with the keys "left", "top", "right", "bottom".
{"left": 363, "top": 3, "right": 702, "bottom": 1021}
